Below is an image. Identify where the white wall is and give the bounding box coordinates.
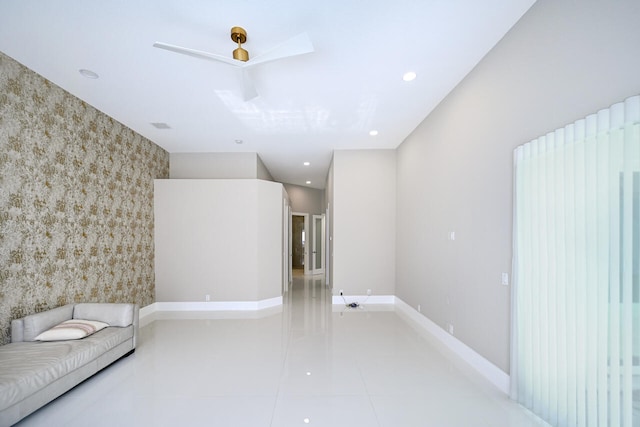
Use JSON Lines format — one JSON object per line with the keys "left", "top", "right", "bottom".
{"left": 257, "top": 180, "right": 284, "bottom": 300}
{"left": 154, "top": 179, "right": 283, "bottom": 302}
{"left": 256, "top": 155, "right": 274, "bottom": 181}
{"left": 332, "top": 150, "right": 396, "bottom": 296}
{"left": 282, "top": 183, "right": 325, "bottom": 215}
{"left": 396, "top": 0, "right": 640, "bottom": 373}
{"left": 325, "top": 160, "right": 334, "bottom": 287}
{"left": 170, "top": 152, "right": 273, "bottom": 181}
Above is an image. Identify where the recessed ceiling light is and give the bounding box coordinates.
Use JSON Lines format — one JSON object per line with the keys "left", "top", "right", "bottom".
{"left": 306, "top": 371, "right": 312, "bottom": 376}
{"left": 306, "top": 181, "right": 311, "bottom": 185}
{"left": 79, "top": 69, "right": 99, "bottom": 79}
{"left": 235, "top": 139, "right": 243, "bottom": 144}
{"left": 403, "top": 71, "right": 417, "bottom": 82}
{"left": 303, "top": 418, "right": 310, "bottom": 424}
{"left": 151, "top": 122, "right": 171, "bottom": 129}
{"left": 303, "top": 162, "right": 310, "bottom": 166}
{"left": 369, "top": 130, "right": 378, "bottom": 136}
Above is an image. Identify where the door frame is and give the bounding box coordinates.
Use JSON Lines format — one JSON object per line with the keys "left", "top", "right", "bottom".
{"left": 311, "top": 214, "right": 326, "bottom": 275}
{"left": 283, "top": 201, "right": 291, "bottom": 294}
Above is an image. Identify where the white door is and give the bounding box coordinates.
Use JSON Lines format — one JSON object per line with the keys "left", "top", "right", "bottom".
{"left": 310, "top": 214, "right": 325, "bottom": 275}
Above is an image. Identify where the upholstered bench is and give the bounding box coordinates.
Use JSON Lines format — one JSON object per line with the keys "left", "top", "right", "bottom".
{"left": 0, "top": 303, "right": 138, "bottom": 426}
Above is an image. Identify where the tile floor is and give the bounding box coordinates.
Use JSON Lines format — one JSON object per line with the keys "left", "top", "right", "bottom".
{"left": 16, "top": 275, "right": 549, "bottom": 427}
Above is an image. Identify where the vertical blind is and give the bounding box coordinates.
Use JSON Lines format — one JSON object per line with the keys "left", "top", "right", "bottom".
{"left": 511, "top": 95, "right": 639, "bottom": 426}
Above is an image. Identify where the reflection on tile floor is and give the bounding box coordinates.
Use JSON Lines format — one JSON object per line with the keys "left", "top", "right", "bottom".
{"left": 16, "top": 275, "right": 550, "bottom": 427}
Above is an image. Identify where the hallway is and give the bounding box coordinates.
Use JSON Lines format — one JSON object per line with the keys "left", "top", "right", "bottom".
{"left": 16, "top": 275, "right": 548, "bottom": 426}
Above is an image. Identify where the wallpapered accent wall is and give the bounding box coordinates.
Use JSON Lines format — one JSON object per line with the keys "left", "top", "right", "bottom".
{"left": 0, "top": 52, "right": 169, "bottom": 345}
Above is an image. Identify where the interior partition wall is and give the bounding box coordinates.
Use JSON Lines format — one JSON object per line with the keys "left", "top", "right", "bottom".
{"left": 154, "top": 179, "right": 284, "bottom": 303}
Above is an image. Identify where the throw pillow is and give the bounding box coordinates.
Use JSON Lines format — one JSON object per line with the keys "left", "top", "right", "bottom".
{"left": 35, "top": 319, "right": 109, "bottom": 341}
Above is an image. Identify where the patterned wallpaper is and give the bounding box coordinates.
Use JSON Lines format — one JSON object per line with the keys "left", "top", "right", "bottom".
{"left": 0, "top": 52, "right": 169, "bottom": 345}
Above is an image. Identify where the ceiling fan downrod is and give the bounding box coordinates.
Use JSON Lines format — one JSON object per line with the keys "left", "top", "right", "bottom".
{"left": 231, "top": 26, "right": 249, "bottom": 62}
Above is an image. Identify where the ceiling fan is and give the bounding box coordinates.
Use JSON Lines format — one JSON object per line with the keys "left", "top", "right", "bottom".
{"left": 153, "top": 27, "right": 314, "bottom": 101}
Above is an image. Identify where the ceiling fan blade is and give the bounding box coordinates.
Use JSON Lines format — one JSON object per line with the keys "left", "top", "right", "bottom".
{"left": 153, "top": 42, "right": 243, "bottom": 67}
{"left": 242, "top": 69, "right": 258, "bottom": 101}
{"left": 245, "top": 32, "right": 314, "bottom": 68}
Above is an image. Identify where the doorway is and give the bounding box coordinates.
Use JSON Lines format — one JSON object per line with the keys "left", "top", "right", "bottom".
{"left": 291, "top": 212, "right": 325, "bottom": 276}
{"left": 292, "top": 215, "right": 305, "bottom": 275}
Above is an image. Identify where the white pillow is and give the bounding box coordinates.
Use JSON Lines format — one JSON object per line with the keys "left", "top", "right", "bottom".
{"left": 35, "top": 319, "right": 109, "bottom": 341}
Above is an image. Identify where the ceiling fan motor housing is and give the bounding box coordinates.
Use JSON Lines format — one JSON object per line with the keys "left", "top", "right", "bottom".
{"left": 231, "top": 26, "right": 249, "bottom": 61}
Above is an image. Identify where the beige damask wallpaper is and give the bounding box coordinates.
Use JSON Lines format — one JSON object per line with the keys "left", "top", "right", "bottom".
{"left": 0, "top": 52, "right": 169, "bottom": 345}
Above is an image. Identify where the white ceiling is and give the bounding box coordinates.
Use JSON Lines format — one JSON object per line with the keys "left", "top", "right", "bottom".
{"left": 0, "top": 0, "right": 535, "bottom": 189}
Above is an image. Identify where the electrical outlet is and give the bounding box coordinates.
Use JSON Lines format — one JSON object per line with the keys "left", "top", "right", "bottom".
{"left": 205, "top": 294, "right": 210, "bottom": 302}
{"left": 339, "top": 290, "right": 343, "bottom": 296}
{"left": 501, "top": 273, "right": 509, "bottom": 286}
{"left": 367, "top": 289, "right": 372, "bottom": 296}
{"left": 418, "top": 304, "right": 421, "bottom": 312}
{"left": 448, "top": 324, "right": 454, "bottom": 335}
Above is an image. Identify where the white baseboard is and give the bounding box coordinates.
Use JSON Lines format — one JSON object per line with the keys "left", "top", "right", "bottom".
{"left": 394, "top": 297, "right": 510, "bottom": 395}
{"left": 158, "top": 296, "right": 282, "bottom": 311}
{"left": 139, "top": 303, "right": 157, "bottom": 327}
{"left": 331, "top": 295, "right": 396, "bottom": 305}
{"left": 140, "top": 303, "right": 156, "bottom": 318}
{"left": 139, "top": 296, "right": 282, "bottom": 325}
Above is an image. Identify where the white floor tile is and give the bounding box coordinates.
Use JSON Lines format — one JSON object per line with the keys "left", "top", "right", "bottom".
{"left": 14, "top": 275, "right": 549, "bottom": 427}
{"left": 271, "top": 395, "right": 379, "bottom": 427}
